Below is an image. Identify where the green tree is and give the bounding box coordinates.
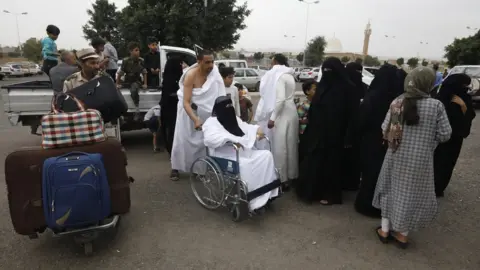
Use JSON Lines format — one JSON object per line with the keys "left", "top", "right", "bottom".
{"left": 396, "top": 57, "right": 404, "bottom": 66}
{"left": 296, "top": 53, "right": 304, "bottom": 63}
{"left": 221, "top": 51, "right": 231, "bottom": 59}
{"left": 444, "top": 30, "right": 480, "bottom": 67}
{"left": 304, "top": 36, "right": 326, "bottom": 66}
{"left": 421, "top": 59, "right": 429, "bottom": 66}
{"left": 22, "top": 38, "right": 42, "bottom": 62}
{"left": 82, "top": 0, "right": 125, "bottom": 56}
{"left": 119, "top": 0, "right": 250, "bottom": 53}
{"left": 407, "top": 57, "right": 419, "bottom": 68}
{"left": 340, "top": 56, "right": 350, "bottom": 63}
{"left": 364, "top": 55, "right": 381, "bottom": 66}
{"left": 253, "top": 52, "right": 264, "bottom": 61}
{"left": 238, "top": 53, "right": 246, "bottom": 60}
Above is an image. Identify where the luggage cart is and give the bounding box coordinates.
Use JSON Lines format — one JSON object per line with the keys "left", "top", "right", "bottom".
{"left": 51, "top": 215, "right": 121, "bottom": 255}
{"left": 50, "top": 119, "right": 123, "bottom": 256}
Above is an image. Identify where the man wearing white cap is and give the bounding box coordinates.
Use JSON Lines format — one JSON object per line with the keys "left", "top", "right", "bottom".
{"left": 63, "top": 48, "right": 103, "bottom": 92}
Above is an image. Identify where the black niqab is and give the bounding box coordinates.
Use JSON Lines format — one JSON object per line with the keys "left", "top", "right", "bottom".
{"left": 312, "top": 57, "right": 352, "bottom": 105}
{"left": 436, "top": 73, "right": 472, "bottom": 111}
{"left": 212, "top": 96, "right": 245, "bottom": 137}
{"left": 346, "top": 62, "right": 365, "bottom": 100}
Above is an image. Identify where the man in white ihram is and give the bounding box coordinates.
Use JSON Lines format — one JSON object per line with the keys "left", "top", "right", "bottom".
{"left": 254, "top": 54, "right": 299, "bottom": 191}
{"left": 202, "top": 96, "right": 280, "bottom": 211}
{"left": 170, "top": 50, "right": 226, "bottom": 180}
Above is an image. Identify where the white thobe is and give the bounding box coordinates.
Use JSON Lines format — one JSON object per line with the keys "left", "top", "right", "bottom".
{"left": 171, "top": 64, "right": 226, "bottom": 173}
{"left": 225, "top": 85, "right": 241, "bottom": 117}
{"left": 270, "top": 73, "right": 299, "bottom": 182}
{"left": 203, "top": 117, "right": 279, "bottom": 210}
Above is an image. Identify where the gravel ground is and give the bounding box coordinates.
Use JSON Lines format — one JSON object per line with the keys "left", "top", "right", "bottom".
{"left": 0, "top": 76, "right": 478, "bottom": 270}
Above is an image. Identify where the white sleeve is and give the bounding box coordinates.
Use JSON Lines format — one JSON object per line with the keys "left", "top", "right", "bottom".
{"left": 144, "top": 107, "right": 155, "bottom": 121}
{"left": 270, "top": 74, "right": 287, "bottom": 121}
{"left": 234, "top": 87, "right": 241, "bottom": 117}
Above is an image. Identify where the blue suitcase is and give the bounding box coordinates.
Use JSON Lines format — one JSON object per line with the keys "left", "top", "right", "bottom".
{"left": 42, "top": 152, "right": 111, "bottom": 231}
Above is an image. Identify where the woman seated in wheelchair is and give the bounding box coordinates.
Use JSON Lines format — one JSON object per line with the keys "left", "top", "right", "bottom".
{"left": 202, "top": 96, "right": 281, "bottom": 212}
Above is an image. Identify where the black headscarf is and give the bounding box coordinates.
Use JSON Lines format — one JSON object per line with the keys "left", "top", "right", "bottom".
{"left": 162, "top": 57, "right": 183, "bottom": 95}
{"left": 212, "top": 96, "right": 245, "bottom": 137}
{"left": 312, "top": 57, "right": 352, "bottom": 104}
{"left": 436, "top": 73, "right": 472, "bottom": 110}
{"left": 366, "top": 63, "right": 402, "bottom": 101}
{"left": 359, "top": 63, "right": 404, "bottom": 133}
{"left": 346, "top": 62, "right": 365, "bottom": 99}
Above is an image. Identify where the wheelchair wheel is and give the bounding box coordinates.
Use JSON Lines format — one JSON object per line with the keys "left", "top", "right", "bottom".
{"left": 190, "top": 157, "right": 226, "bottom": 210}
{"left": 231, "top": 202, "right": 249, "bottom": 222}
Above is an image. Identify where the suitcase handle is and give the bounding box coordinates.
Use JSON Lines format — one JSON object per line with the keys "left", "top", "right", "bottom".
{"left": 51, "top": 93, "right": 86, "bottom": 114}
{"left": 56, "top": 151, "right": 90, "bottom": 161}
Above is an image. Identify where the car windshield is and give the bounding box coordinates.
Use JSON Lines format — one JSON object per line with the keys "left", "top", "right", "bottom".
{"left": 302, "top": 68, "right": 311, "bottom": 72}
{"left": 12, "top": 65, "right": 21, "bottom": 68}
{"left": 450, "top": 66, "right": 480, "bottom": 78}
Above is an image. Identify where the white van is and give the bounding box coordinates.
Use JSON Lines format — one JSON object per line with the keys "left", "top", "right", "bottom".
{"left": 214, "top": 59, "right": 248, "bottom": 69}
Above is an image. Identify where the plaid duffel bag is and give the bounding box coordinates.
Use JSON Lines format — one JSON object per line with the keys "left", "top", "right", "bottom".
{"left": 41, "top": 94, "right": 107, "bottom": 149}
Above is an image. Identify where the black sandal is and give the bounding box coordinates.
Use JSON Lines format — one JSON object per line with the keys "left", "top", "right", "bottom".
{"left": 170, "top": 170, "right": 179, "bottom": 181}
{"left": 375, "top": 226, "right": 390, "bottom": 244}
{"left": 390, "top": 232, "right": 409, "bottom": 249}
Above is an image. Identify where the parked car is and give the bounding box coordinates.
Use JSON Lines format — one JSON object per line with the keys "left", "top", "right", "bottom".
{"left": 4, "top": 64, "right": 24, "bottom": 77}
{"left": 299, "top": 67, "right": 320, "bottom": 81}
{"left": 1, "top": 66, "right": 12, "bottom": 78}
{"left": 446, "top": 65, "right": 480, "bottom": 102}
{"left": 234, "top": 68, "right": 263, "bottom": 91}
{"left": 214, "top": 59, "right": 248, "bottom": 69}
{"left": 292, "top": 67, "right": 306, "bottom": 81}
{"left": 35, "top": 64, "right": 43, "bottom": 74}
{"left": 249, "top": 65, "right": 269, "bottom": 75}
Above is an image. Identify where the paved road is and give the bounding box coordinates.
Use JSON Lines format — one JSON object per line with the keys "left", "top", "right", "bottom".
{"left": 0, "top": 76, "right": 479, "bottom": 269}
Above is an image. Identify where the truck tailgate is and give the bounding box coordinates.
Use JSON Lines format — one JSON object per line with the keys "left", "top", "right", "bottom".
{"left": 2, "top": 88, "right": 162, "bottom": 115}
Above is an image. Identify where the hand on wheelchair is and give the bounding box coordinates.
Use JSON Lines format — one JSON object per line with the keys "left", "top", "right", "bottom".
{"left": 256, "top": 128, "right": 265, "bottom": 140}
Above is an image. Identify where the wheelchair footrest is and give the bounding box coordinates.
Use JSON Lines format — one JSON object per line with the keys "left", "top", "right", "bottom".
{"left": 247, "top": 179, "right": 281, "bottom": 201}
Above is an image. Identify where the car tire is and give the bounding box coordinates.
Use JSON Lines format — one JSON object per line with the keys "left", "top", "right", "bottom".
{"left": 314, "top": 76, "right": 318, "bottom": 81}
{"left": 255, "top": 81, "right": 260, "bottom": 92}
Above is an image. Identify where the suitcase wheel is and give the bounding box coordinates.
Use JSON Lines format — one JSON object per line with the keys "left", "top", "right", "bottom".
{"left": 83, "top": 242, "right": 93, "bottom": 256}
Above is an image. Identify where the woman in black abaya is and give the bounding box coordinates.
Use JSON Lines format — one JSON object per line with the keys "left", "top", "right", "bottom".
{"left": 296, "top": 57, "right": 357, "bottom": 205}
{"left": 434, "top": 74, "right": 476, "bottom": 197}
{"left": 354, "top": 64, "right": 404, "bottom": 217}
{"left": 160, "top": 57, "right": 183, "bottom": 178}
{"left": 341, "top": 62, "right": 365, "bottom": 191}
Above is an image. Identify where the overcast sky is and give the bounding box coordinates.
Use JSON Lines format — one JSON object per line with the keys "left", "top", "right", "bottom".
{"left": 0, "top": 0, "right": 478, "bottom": 59}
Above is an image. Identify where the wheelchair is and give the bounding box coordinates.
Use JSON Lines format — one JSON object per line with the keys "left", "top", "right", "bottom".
{"left": 189, "top": 137, "right": 281, "bottom": 222}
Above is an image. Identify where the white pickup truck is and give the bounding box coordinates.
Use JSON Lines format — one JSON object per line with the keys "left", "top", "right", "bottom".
{"left": 1, "top": 45, "right": 198, "bottom": 132}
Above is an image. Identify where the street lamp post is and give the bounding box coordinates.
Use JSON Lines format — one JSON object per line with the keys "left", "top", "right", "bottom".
{"left": 299, "top": 0, "right": 319, "bottom": 67}
{"left": 3, "top": 10, "right": 28, "bottom": 55}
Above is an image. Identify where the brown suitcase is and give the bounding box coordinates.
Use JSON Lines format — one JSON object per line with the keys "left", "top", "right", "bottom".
{"left": 4, "top": 139, "right": 132, "bottom": 236}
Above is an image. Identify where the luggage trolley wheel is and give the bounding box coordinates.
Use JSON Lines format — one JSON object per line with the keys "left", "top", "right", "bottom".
{"left": 74, "top": 231, "right": 98, "bottom": 256}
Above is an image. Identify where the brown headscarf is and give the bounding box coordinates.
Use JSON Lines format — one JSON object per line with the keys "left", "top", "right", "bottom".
{"left": 383, "top": 67, "right": 436, "bottom": 152}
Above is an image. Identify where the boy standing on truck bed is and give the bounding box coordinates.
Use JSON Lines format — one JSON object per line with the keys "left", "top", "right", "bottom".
{"left": 41, "top": 25, "right": 61, "bottom": 77}
{"left": 144, "top": 38, "right": 160, "bottom": 87}
{"left": 116, "top": 42, "right": 148, "bottom": 121}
